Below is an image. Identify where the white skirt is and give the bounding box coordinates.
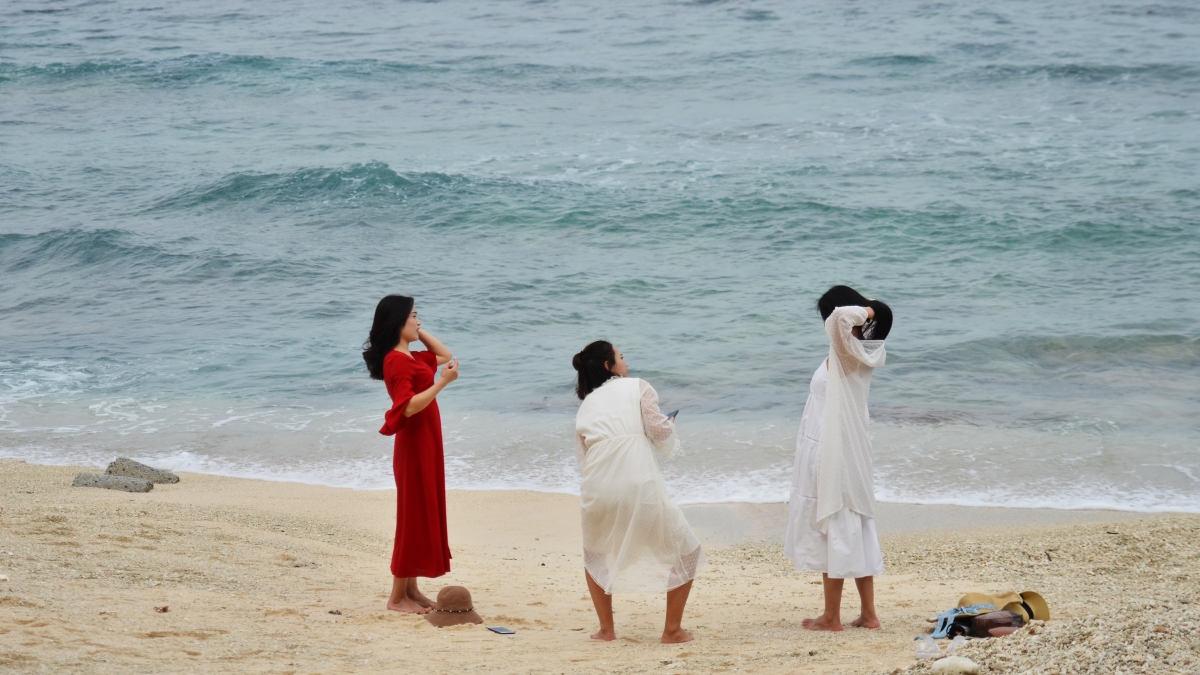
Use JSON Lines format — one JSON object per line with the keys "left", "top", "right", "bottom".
{"left": 784, "top": 432, "right": 883, "bottom": 579}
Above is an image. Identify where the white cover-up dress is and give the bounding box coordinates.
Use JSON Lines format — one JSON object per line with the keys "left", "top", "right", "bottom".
{"left": 784, "top": 306, "right": 887, "bottom": 579}
{"left": 574, "top": 377, "right": 705, "bottom": 594}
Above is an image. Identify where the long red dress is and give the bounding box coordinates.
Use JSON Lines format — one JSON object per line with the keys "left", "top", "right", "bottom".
{"left": 379, "top": 349, "right": 451, "bottom": 578}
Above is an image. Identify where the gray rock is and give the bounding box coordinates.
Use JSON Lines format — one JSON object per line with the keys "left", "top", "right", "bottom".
{"left": 105, "top": 457, "right": 179, "bottom": 484}
{"left": 72, "top": 472, "right": 153, "bottom": 493}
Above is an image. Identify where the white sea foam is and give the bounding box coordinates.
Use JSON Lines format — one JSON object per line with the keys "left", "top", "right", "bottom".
{"left": 3, "top": 406, "right": 1197, "bottom": 513}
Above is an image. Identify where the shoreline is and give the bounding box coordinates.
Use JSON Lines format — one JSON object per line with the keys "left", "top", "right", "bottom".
{"left": 2, "top": 459, "right": 1196, "bottom": 674}
{"left": 3, "top": 454, "right": 1184, "bottom": 522}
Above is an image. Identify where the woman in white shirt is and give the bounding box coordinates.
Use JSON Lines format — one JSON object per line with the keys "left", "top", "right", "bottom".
{"left": 784, "top": 285, "right": 892, "bottom": 632}
{"left": 573, "top": 340, "right": 704, "bottom": 644}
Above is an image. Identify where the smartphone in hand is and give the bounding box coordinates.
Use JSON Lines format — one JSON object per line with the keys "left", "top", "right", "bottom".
{"left": 667, "top": 410, "right": 679, "bottom": 420}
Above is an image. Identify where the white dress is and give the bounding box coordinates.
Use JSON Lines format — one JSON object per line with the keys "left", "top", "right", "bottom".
{"left": 784, "top": 306, "right": 886, "bottom": 579}
{"left": 574, "top": 377, "right": 705, "bottom": 594}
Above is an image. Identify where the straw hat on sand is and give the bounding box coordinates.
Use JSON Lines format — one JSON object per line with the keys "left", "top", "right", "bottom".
{"left": 957, "top": 591, "right": 1050, "bottom": 622}
{"left": 424, "top": 586, "right": 483, "bottom": 628}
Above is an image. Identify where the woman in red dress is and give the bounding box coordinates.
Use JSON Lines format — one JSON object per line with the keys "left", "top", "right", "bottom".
{"left": 363, "top": 295, "right": 459, "bottom": 614}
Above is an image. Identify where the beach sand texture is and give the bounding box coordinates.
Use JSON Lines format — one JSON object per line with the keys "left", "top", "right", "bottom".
{"left": 1, "top": 459, "right": 1197, "bottom": 674}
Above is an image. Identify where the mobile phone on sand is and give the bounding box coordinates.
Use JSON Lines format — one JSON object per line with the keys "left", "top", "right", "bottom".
{"left": 487, "top": 626, "right": 515, "bottom": 634}
{"left": 667, "top": 410, "right": 679, "bottom": 420}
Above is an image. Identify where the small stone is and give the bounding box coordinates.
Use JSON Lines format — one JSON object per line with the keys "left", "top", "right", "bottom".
{"left": 106, "top": 458, "right": 179, "bottom": 484}
{"left": 73, "top": 472, "right": 153, "bottom": 493}
{"left": 154, "top": 605, "right": 169, "bottom": 613}
{"left": 930, "top": 655, "right": 980, "bottom": 675}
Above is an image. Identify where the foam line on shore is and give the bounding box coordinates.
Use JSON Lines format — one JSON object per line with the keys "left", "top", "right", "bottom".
{"left": 4, "top": 449, "right": 1197, "bottom": 514}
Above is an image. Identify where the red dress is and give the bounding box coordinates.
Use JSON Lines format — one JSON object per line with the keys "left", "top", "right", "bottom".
{"left": 379, "top": 350, "right": 451, "bottom": 578}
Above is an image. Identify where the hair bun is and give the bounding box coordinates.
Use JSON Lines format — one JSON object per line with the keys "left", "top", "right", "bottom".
{"left": 572, "top": 352, "right": 586, "bottom": 372}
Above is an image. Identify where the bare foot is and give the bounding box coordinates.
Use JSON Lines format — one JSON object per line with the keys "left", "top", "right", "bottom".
{"left": 661, "top": 628, "right": 694, "bottom": 644}
{"left": 387, "top": 597, "right": 431, "bottom": 614}
{"left": 850, "top": 615, "right": 880, "bottom": 629}
{"left": 410, "top": 589, "right": 436, "bottom": 609}
{"left": 590, "top": 629, "right": 617, "bottom": 641}
{"left": 801, "top": 615, "right": 843, "bottom": 632}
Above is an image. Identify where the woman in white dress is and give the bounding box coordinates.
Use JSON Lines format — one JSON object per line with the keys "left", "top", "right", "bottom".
{"left": 572, "top": 340, "right": 705, "bottom": 644}
{"left": 784, "top": 285, "right": 893, "bottom": 632}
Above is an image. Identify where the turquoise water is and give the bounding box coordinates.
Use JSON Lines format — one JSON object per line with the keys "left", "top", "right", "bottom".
{"left": 2, "top": 0, "right": 1198, "bottom": 510}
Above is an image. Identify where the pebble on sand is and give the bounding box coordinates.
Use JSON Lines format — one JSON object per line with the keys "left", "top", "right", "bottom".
{"left": 929, "top": 656, "right": 979, "bottom": 675}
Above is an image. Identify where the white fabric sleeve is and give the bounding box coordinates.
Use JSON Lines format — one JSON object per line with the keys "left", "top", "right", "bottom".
{"left": 639, "top": 380, "right": 679, "bottom": 457}
{"left": 825, "top": 306, "right": 874, "bottom": 368}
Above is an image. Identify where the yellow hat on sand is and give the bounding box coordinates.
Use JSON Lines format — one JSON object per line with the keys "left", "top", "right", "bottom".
{"left": 956, "top": 592, "right": 997, "bottom": 611}
{"left": 957, "top": 591, "right": 1050, "bottom": 621}
{"left": 1001, "top": 601, "right": 1030, "bottom": 622}
{"left": 1017, "top": 591, "right": 1050, "bottom": 621}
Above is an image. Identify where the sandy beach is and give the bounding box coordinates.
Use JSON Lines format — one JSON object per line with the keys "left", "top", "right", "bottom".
{"left": 1, "top": 459, "right": 1197, "bottom": 674}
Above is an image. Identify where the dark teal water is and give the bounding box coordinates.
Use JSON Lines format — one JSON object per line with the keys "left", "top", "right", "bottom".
{"left": 2, "top": 0, "right": 1198, "bottom": 510}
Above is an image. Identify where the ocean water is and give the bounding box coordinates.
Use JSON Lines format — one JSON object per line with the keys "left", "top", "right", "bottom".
{"left": 2, "top": 0, "right": 1198, "bottom": 512}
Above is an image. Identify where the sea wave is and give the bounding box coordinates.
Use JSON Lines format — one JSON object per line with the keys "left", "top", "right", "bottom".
{"left": 0, "top": 54, "right": 445, "bottom": 86}
{"left": 917, "top": 333, "right": 1200, "bottom": 373}
{"left": 147, "top": 162, "right": 476, "bottom": 211}
{"left": 0, "top": 228, "right": 333, "bottom": 284}
{"left": 972, "top": 63, "right": 1200, "bottom": 84}
{"left": 0, "top": 53, "right": 626, "bottom": 90}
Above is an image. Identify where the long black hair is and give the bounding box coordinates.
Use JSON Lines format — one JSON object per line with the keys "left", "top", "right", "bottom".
{"left": 363, "top": 295, "right": 414, "bottom": 380}
{"left": 817, "top": 285, "right": 893, "bottom": 340}
{"left": 572, "top": 340, "right": 617, "bottom": 400}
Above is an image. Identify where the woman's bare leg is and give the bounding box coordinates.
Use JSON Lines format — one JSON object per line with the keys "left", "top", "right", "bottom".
{"left": 662, "top": 580, "right": 695, "bottom": 643}
{"left": 407, "top": 577, "right": 435, "bottom": 609}
{"left": 802, "top": 574, "right": 844, "bottom": 631}
{"left": 585, "top": 569, "right": 616, "bottom": 641}
{"left": 387, "top": 576, "right": 430, "bottom": 614}
{"left": 849, "top": 576, "right": 880, "bottom": 628}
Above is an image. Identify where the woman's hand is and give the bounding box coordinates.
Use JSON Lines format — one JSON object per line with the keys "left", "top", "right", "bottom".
{"left": 864, "top": 305, "right": 875, "bottom": 320}
{"left": 439, "top": 357, "right": 459, "bottom": 384}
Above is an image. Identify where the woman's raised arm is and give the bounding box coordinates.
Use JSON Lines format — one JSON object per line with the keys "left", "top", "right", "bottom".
{"left": 826, "top": 305, "right": 871, "bottom": 362}
{"left": 416, "top": 328, "right": 454, "bottom": 366}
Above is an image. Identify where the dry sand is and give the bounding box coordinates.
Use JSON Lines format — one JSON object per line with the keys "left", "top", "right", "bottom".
{"left": 1, "top": 459, "right": 1197, "bottom": 674}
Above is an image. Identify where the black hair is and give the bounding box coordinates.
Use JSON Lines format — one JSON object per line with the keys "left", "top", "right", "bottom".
{"left": 363, "top": 295, "right": 414, "bottom": 380}
{"left": 572, "top": 340, "right": 617, "bottom": 400}
{"left": 863, "top": 299, "right": 893, "bottom": 340}
{"left": 817, "top": 285, "right": 893, "bottom": 341}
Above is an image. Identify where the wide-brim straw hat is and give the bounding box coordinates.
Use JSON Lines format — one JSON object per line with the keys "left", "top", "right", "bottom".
{"left": 956, "top": 591, "right": 1050, "bottom": 622}
{"left": 424, "top": 586, "right": 483, "bottom": 628}
{"left": 1016, "top": 591, "right": 1050, "bottom": 621}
